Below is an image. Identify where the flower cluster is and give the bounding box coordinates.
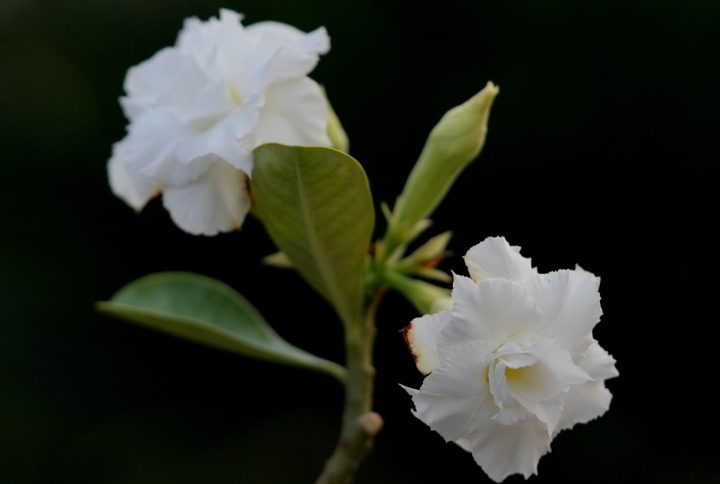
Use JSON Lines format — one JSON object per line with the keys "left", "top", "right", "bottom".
{"left": 108, "top": 9, "right": 331, "bottom": 235}
{"left": 404, "top": 236, "right": 618, "bottom": 482}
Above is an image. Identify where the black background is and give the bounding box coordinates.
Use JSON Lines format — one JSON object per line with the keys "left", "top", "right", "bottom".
{"left": 1, "top": 0, "right": 718, "bottom": 482}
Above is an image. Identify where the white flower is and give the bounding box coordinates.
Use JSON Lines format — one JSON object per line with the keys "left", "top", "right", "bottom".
{"left": 108, "top": 9, "right": 331, "bottom": 235}
{"left": 403, "top": 236, "right": 618, "bottom": 482}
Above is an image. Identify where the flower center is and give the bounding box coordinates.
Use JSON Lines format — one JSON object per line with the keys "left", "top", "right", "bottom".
{"left": 504, "top": 364, "right": 540, "bottom": 394}
{"left": 229, "top": 85, "right": 243, "bottom": 105}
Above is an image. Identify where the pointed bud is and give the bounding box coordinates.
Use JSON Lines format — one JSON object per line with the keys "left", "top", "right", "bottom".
{"left": 389, "top": 82, "right": 499, "bottom": 245}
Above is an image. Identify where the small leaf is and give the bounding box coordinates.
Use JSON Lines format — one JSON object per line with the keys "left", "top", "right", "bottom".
{"left": 416, "top": 267, "right": 453, "bottom": 284}
{"left": 251, "top": 144, "right": 374, "bottom": 327}
{"left": 382, "top": 270, "right": 451, "bottom": 315}
{"left": 97, "top": 272, "right": 346, "bottom": 382}
{"left": 396, "top": 231, "right": 453, "bottom": 274}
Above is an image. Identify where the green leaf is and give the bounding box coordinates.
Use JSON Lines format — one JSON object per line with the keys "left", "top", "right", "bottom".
{"left": 251, "top": 144, "right": 374, "bottom": 327}
{"left": 96, "top": 272, "right": 346, "bottom": 382}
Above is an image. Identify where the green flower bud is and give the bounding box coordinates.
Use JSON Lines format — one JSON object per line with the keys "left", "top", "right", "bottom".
{"left": 389, "top": 82, "right": 499, "bottom": 245}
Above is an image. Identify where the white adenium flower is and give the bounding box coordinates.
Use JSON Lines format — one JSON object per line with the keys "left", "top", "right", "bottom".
{"left": 108, "top": 9, "right": 331, "bottom": 235}
{"left": 403, "top": 236, "right": 618, "bottom": 482}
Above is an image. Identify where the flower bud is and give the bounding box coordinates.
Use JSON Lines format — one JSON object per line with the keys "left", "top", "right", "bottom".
{"left": 389, "top": 82, "right": 499, "bottom": 245}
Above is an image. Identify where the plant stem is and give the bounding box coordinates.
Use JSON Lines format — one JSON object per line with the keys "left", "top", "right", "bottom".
{"left": 315, "top": 290, "right": 384, "bottom": 484}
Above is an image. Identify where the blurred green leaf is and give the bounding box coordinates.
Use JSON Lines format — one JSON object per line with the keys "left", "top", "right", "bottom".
{"left": 97, "top": 272, "right": 346, "bottom": 382}
{"left": 251, "top": 144, "right": 374, "bottom": 327}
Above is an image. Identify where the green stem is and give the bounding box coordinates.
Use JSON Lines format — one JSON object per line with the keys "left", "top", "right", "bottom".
{"left": 315, "top": 290, "right": 384, "bottom": 484}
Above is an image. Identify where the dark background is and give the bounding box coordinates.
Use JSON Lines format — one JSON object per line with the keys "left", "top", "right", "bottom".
{"left": 1, "top": 0, "right": 718, "bottom": 482}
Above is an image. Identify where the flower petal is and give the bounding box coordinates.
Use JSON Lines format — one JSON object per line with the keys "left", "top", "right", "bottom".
{"left": 504, "top": 338, "right": 590, "bottom": 433}
{"left": 408, "top": 341, "right": 494, "bottom": 442}
{"left": 174, "top": 103, "right": 258, "bottom": 177}
{"left": 440, "top": 276, "right": 542, "bottom": 350}
{"left": 464, "top": 236, "right": 536, "bottom": 283}
{"left": 120, "top": 111, "right": 212, "bottom": 188}
{"left": 488, "top": 356, "right": 532, "bottom": 426}
{"left": 525, "top": 269, "right": 602, "bottom": 356}
{"left": 108, "top": 143, "right": 159, "bottom": 211}
{"left": 556, "top": 381, "right": 613, "bottom": 434}
{"left": 121, "top": 48, "right": 206, "bottom": 120}
{"left": 488, "top": 337, "right": 589, "bottom": 433}
{"left": 246, "top": 22, "right": 330, "bottom": 82}
{"left": 505, "top": 336, "right": 590, "bottom": 402}
{"left": 467, "top": 416, "right": 551, "bottom": 482}
{"left": 162, "top": 158, "right": 249, "bottom": 236}
{"left": 578, "top": 341, "right": 618, "bottom": 380}
{"left": 108, "top": 9, "right": 332, "bottom": 236}
{"left": 254, "top": 77, "right": 330, "bottom": 147}
{"left": 246, "top": 22, "right": 330, "bottom": 56}
{"left": 177, "top": 9, "right": 247, "bottom": 73}
{"left": 404, "top": 310, "right": 451, "bottom": 375}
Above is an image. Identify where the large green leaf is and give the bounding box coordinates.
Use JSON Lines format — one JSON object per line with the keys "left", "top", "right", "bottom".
{"left": 251, "top": 144, "right": 374, "bottom": 327}
{"left": 97, "top": 272, "right": 346, "bottom": 382}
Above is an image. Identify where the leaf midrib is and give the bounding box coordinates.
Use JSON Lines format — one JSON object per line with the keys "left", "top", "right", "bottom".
{"left": 98, "top": 301, "right": 341, "bottom": 375}
{"left": 293, "top": 155, "right": 354, "bottom": 326}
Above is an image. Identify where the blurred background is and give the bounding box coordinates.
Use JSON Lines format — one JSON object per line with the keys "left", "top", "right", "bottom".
{"left": 1, "top": 0, "right": 718, "bottom": 482}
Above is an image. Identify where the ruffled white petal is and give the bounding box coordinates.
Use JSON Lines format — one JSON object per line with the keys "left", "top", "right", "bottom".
{"left": 440, "top": 276, "right": 542, "bottom": 350}
{"left": 108, "top": 144, "right": 159, "bottom": 211}
{"left": 468, "top": 416, "right": 551, "bottom": 482}
{"left": 121, "top": 48, "right": 206, "bottom": 120}
{"left": 177, "top": 9, "right": 247, "bottom": 74}
{"left": 254, "top": 77, "right": 330, "bottom": 147}
{"left": 556, "top": 381, "right": 612, "bottom": 433}
{"left": 408, "top": 341, "right": 494, "bottom": 442}
{"left": 506, "top": 337, "right": 590, "bottom": 401}
{"left": 554, "top": 341, "right": 617, "bottom": 433}
{"left": 246, "top": 22, "right": 330, "bottom": 57}
{"left": 108, "top": 110, "right": 192, "bottom": 208}
{"left": 403, "top": 237, "right": 617, "bottom": 482}
{"left": 579, "top": 341, "right": 618, "bottom": 380}
{"left": 488, "top": 336, "right": 589, "bottom": 433}
{"left": 455, "top": 438, "right": 473, "bottom": 452}
{"left": 125, "top": 112, "right": 213, "bottom": 187}
{"left": 404, "top": 310, "right": 451, "bottom": 375}
{"left": 575, "top": 264, "right": 601, "bottom": 289}
{"left": 162, "top": 158, "right": 250, "bottom": 236}
{"left": 464, "top": 236, "right": 536, "bottom": 283}
{"left": 525, "top": 269, "right": 602, "bottom": 357}
{"left": 245, "top": 22, "right": 330, "bottom": 82}
{"left": 109, "top": 9, "right": 331, "bottom": 235}
{"left": 174, "top": 98, "right": 261, "bottom": 176}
